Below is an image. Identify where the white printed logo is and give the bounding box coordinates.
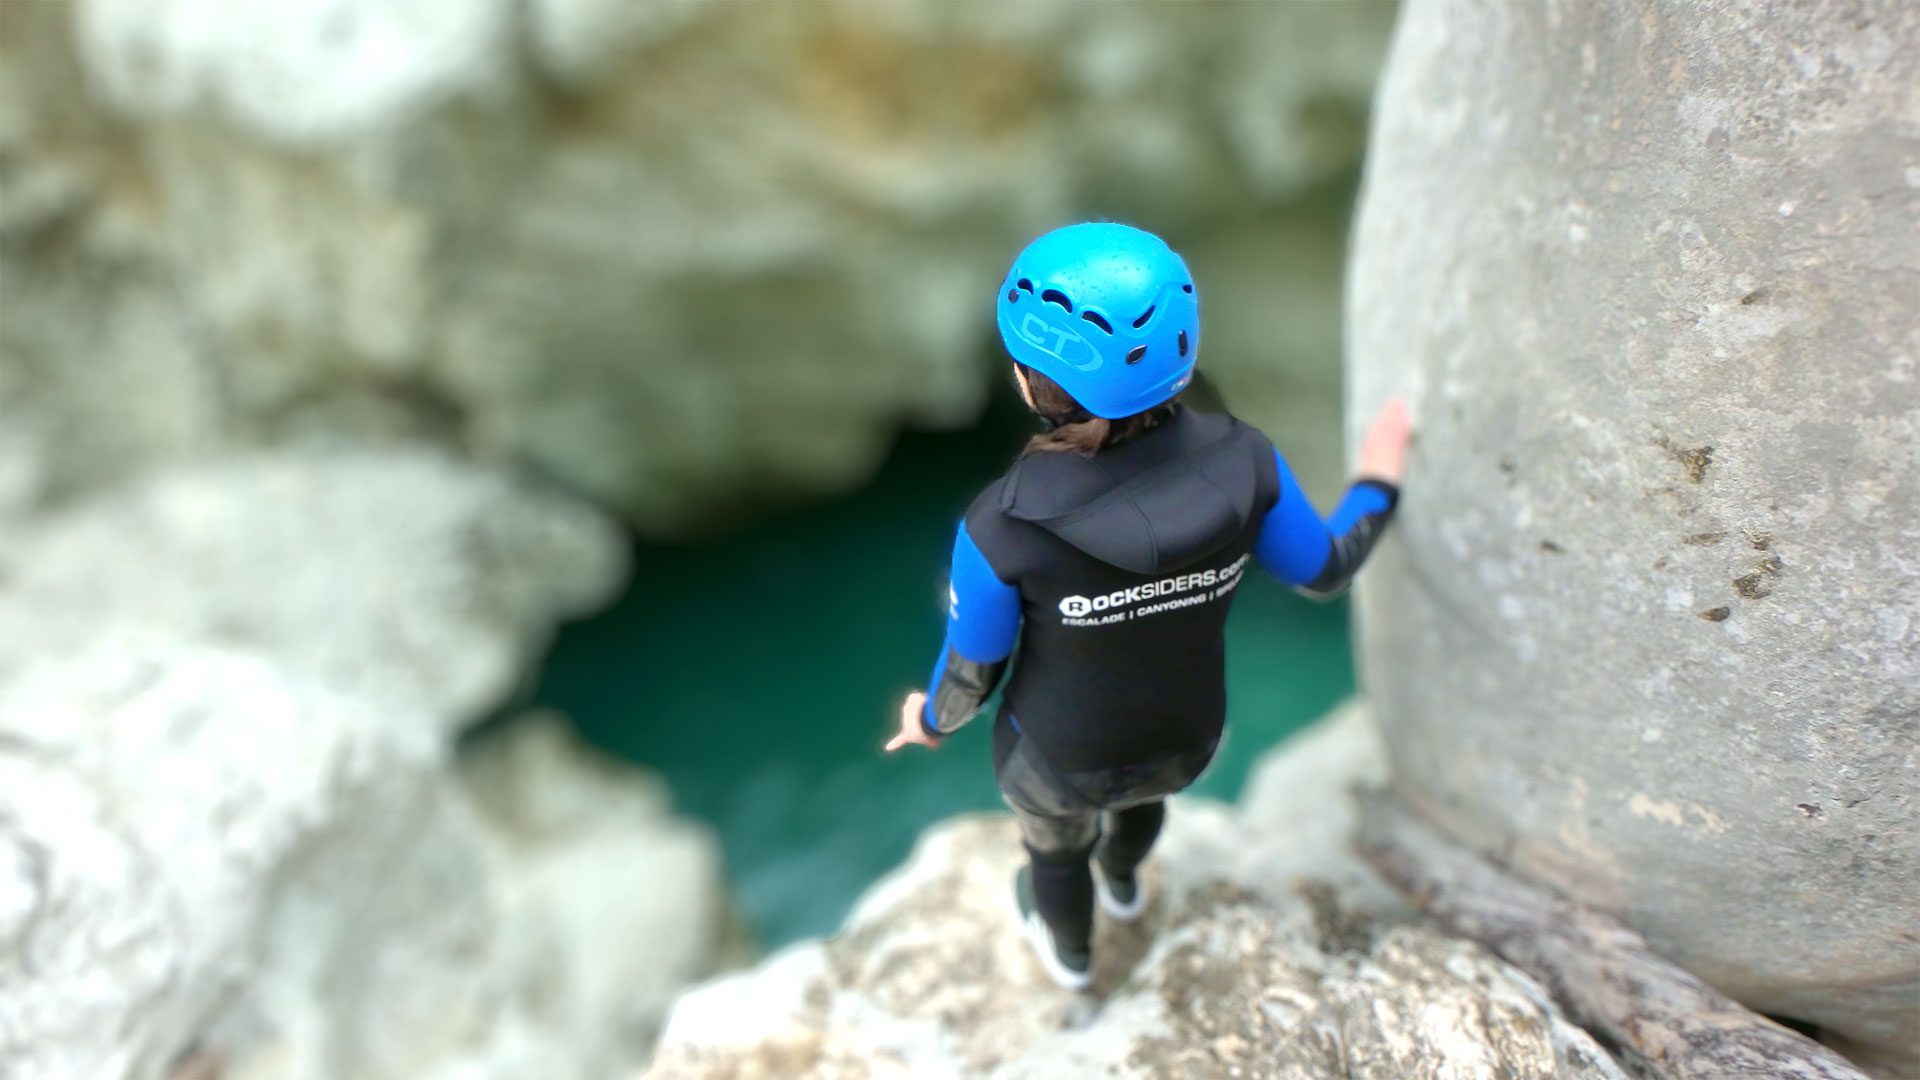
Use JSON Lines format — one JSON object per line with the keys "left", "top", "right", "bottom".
{"left": 1056, "top": 553, "right": 1253, "bottom": 626}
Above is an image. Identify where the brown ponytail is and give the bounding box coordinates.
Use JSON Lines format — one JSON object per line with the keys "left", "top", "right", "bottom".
{"left": 1018, "top": 366, "right": 1180, "bottom": 456}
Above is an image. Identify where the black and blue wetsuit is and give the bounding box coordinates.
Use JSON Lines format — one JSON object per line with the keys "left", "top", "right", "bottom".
{"left": 920, "top": 405, "right": 1396, "bottom": 951}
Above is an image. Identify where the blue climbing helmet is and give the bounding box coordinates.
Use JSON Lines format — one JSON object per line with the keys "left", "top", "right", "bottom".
{"left": 996, "top": 222, "right": 1198, "bottom": 419}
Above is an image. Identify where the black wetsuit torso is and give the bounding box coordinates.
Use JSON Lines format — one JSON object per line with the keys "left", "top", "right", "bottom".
{"left": 922, "top": 405, "right": 1397, "bottom": 784}
{"left": 962, "top": 408, "right": 1277, "bottom": 775}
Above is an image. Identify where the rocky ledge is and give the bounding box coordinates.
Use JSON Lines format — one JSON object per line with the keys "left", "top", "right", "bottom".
{"left": 647, "top": 705, "right": 1629, "bottom": 1080}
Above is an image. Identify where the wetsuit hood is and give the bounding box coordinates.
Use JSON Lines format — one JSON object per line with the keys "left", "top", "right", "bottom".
{"left": 998, "top": 408, "right": 1262, "bottom": 576}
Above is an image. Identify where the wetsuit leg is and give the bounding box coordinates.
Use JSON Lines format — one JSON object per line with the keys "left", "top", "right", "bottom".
{"left": 997, "top": 726, "right": 1099, "bottom": 953}
{"left": 1097, "top": 800, "right": 1165, "bottom": 880}
{"left": 1022, "top": 832, "right": 1097, "bottom": 953}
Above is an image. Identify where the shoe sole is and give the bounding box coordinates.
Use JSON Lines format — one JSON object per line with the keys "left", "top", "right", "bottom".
{"left": 1094, "top": 869, "right": 1148, "bottom": 923}
{"left": 1020, "top": 911, "right": 1095, "bottom": 991}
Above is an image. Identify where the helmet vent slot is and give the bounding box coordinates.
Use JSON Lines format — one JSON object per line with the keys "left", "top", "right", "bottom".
{"left": 1182, "top": 283, "right": 1194, "bottom": 294}
{"left": 1017, "top": 278, "right": 1035, "bottom": 293}
{"left": 1081, "top": 311, "right": 1112, "bottom": 333}
{"left": 1126, "top": 345, "right": 1147, "bottom": 365}
{"left": 1177, "top": 331, "right": 1189, "bottom": 357}
{"left": 1041, "top": 289, "right": 1073, "bottom": 312}
{"left": 1131, "top": 305, "right": 1156, "bottom": 329}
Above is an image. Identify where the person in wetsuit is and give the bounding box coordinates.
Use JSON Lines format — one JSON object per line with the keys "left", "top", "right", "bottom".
{"left": 884, "top": 222, "right": 1411, "bottom": 990}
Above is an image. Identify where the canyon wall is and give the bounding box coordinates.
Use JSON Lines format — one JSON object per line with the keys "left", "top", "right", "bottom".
{"left": 0, "top": 0, "right": 1393, "bottom": 532}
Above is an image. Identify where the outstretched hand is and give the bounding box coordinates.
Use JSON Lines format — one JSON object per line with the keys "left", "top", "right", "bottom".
{"left": 1356, "top": 396, "right": 1413, "bottom": 486}
{"left": 885, "top": 691, "right": 941, "bottom": 753}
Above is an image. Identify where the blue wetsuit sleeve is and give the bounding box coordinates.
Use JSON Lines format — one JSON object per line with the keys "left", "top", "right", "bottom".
{"left": 1253, "top": 448, "right": 1399, "bottom": 598}
{"left": 921, "top": 521, "right": 1019, "bottom": 737}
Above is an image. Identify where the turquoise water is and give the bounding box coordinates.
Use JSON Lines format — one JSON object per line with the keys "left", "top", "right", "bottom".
{"left": 528, "top": 393, "right": 1354, "bottom": 947}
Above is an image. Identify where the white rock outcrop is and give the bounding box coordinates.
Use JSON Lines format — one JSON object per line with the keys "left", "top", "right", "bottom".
{"left": 0, "top": 450, "right": 732, "bottom": 1080}
{"left": 1346, "top": 0, "right": 1919, "bottom": 1071}
{"left": 646, "top": 705, "right": 1630, "bottom": 1080}
{"left": 459, "top": 712, "right": 748, "bottom": 1076}
{"left": 0, "top": 0, "right": 1392, "bottom": 532}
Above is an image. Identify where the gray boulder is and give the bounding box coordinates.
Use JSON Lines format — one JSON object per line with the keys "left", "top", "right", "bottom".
{"left": 1346, "top": 0, "right": 1919, "bottom": 1070}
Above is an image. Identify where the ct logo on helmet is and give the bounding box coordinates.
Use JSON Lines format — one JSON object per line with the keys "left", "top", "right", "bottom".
{"left": 1058, "top": 595, "right": 1093, "bottom": 617}
{"left": 1017, "top": 314, "right": 1101, "bottom": 372}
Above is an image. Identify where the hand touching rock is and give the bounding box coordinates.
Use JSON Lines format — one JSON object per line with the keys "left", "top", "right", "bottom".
{"left": 1356, "top": 396, "right": 1412, "bottom": 486}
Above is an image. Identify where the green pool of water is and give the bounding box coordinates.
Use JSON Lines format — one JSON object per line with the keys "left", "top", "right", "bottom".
{"left": 528, "top": 394, "right": 1354, "bottom": 947}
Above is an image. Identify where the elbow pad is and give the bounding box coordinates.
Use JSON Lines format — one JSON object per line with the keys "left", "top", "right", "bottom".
{"left": 1300, "top": 480, "right": 1400, "bottom": 598}
{"left": 926, "top": 652, "right": 1008, "bottom": 736}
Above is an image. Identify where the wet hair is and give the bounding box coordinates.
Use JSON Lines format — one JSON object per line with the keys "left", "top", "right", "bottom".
{"left": 1017, "top": 365, "right": 1181, "bottom": 456}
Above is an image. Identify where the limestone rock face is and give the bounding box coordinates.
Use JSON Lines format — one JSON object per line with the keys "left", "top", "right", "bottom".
{"left": 0, "top": 450, "right": 731, "bottom": 1080}
{"left": 0, "top": 0, "right": 1391, "bottom": 534}
{"left": 0, "top": 450, "right": 619, "bottom": 724}
{"left": 1346, "top": 0, "right": 1920, "bottom": 1067}
{"left": 647, "top": 706, "right": 1628, "bottom": 1080}
{"left": 458, "top": 712, "right": 749, "bottom": 1074}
